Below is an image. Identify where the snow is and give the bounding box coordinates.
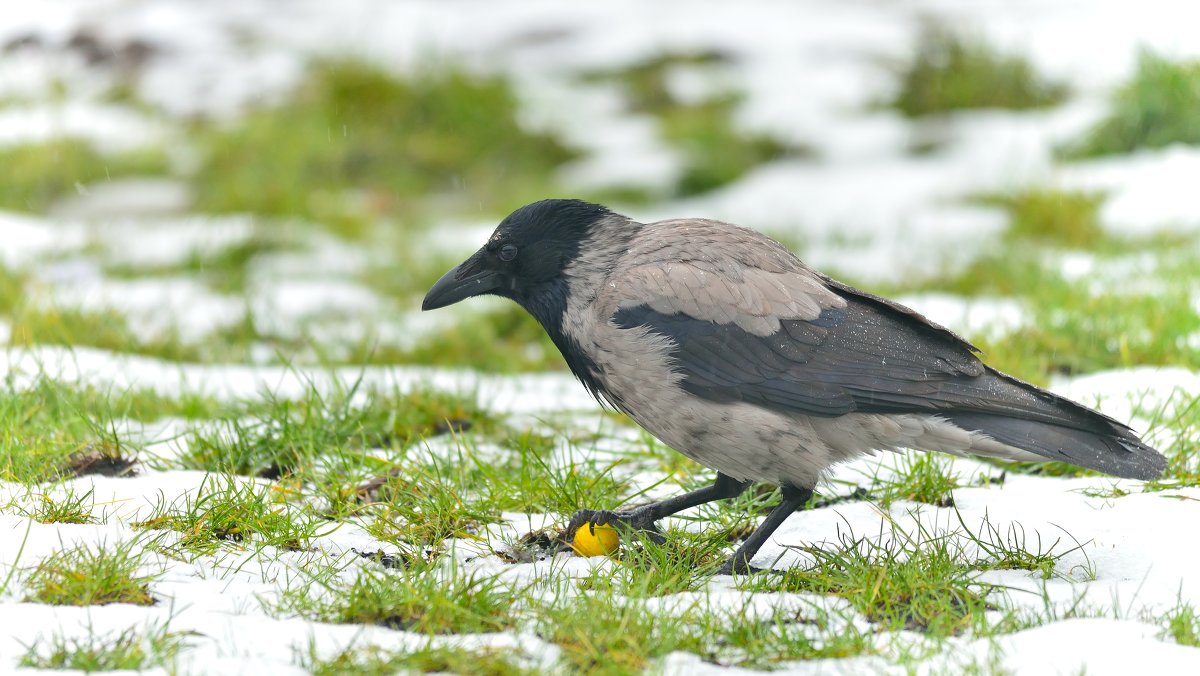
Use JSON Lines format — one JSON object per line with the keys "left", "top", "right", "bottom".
{"left": 0, "top": 210, "right": 86, "bottom": 267}
{"left": 923, "top": 619, "right": 1200, "bottom": 675}
{"left": 85, "top": 214, "right": 257, "bottom": 269}
{"left": 894, "top": 293, "right": 1028, "bottom": 342}
{"left": 0, "top": 345, "right": 600, "bottom": 416}
{"left": 532, "top": 81, "right": 684, "bottom": 193}
{"left": 0, "top": 371, "right": 1195, "bottom": 674}
{"left": 3, "top": 0, "right": 1200, "bottom": 673}
{"left": 249, "top": 279, "right": 382, "bottom": 336}
{"left": 47, "top": 274, "right": 247, "bottom": 338}
{"left": 1060, "top": 146, "right": 1200, "bottom": 234}
{"left": 0, "top": 102, "right": 164, "bottom": 152}
{"left": 1050, "top": 366, "right": 1200, "bottom": 434}
{"left": 51, "top": 178, "right": 191, "bottom": 220}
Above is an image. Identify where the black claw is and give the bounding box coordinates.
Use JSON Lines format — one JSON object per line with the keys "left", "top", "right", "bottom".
{"left": 716, "top": 557, "right": 769, "bottom": 576}
{"left": 716, "top": 556, "right": 741, "bottom": 576}
{"left": 565, "top": 507, "right": 663, "bottom": 545}
{"left": 592, "top": 510, "right": 622, "bottom": 530}
{"left": 567, "top": 509, "right": 619, "bottom": 535}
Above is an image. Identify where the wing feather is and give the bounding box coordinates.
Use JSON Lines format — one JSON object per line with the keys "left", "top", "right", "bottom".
{"left": 598, "top": 218, "right": 1163, "bottom": 479}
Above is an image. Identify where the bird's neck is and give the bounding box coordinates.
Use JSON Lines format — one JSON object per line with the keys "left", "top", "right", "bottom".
{"left": 562, "top": 215, "right": 642, "bottom": 301}
{"left": 518, "top": 277, "right": 609, "bottom": 404}
{"left": 517, "top": 216, "right": 642, "bottom": 405}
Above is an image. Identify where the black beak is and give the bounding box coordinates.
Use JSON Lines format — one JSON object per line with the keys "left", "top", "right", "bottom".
{"left": 421, "top": 253, "right": 506, "bottom": 311}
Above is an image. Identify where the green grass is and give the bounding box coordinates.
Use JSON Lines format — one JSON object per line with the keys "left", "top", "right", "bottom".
{"left": 357, "top": 429, "right": 646, "bottom": 549}
{"left": 583, "top": 527, "right": 734, "bottom": 598}
{"left": 0, "top": 263, "right": 23, "bottom": 315}
{"left": 275, "top": 563, "right": 518, "bottom": 634}
{"left": 134, "top": 474, "right": 326, "bottom": 556}
{"left": 976, "top": 188, "right": 1108, "bottom": 248}
{"left": 19, "top": 622, "right": 186, "bottom": 672}
{"left": 873, "top": 453, "right": 961, "bottom": 507}
{"left": 745, "top": 523, "right": 999, "bottom": 637}
{"left": 1140, "top": 390, "right": 1200, "bottom": 489}
{"left": 889, "top": 25, "right": 1068, "bottom": 116}
{"left": 587, "top": 52, "right": 809, "bottom": 197}
{"left": 0, "top": 138, "right": 168, "bottom": 213}
{"left": 24, "top": 541, "right": 157, "bottom": 606}
{"left": 356, "top": 246, "right": 462, "bottom": 302}
{"left": 534, "top": 586, "right": 872, "bottom": 673}
{"left": 0, "top": 376, "right": 229, "bottom": 484}
{"left": 1067, "top": 50, "right": 1200, "bottom": 157}
{"left": 5, "top": 260, "right": 360, "bottom": 367}
{"left": 304, "top": 643, "right": 535, "bottom": 676}
{"left": 8, "top": 241, "right": 562, "bottom": 374}
{"left": 4, "top": 376, "right": 219, "bottom": 425}
{"left": 1162, "top": 603, "right": 1200, "bottom": 647}
{"left": 307, "top": 409, "right": 643, "bottom": 526}
{"left": 191, "top": 60, "right": 576, "bottom": 232}
{"left": 0, "top": 377, "right": 140, "bottom": 484}
{"left": 177, "top": 379, "right": 497, "bottom": 478}
{"left": 18, "top": 486, "right": 98, "bottom": 524}
{"left": 171, "top": 379, "right": 521, "bottom": 545}
{"left": 619, "top": 431, "right": 710, "bottom": 486}
{"left": 962, "top": 512, "right": 1090, "bottom": 580}
{"left": 699, "top": 604, "right": 874, "bottom": 669}
{"left": 363, "top": 457, "right": 505, "bottom": 548}
{"left": 536, "top": 592, "right": 702, "bottom": 674}
{"left": 590, "top": 51, "right": 729, "bottom": 114}
{"left": 479, "top": 432, "right": 643, "bottom": 517}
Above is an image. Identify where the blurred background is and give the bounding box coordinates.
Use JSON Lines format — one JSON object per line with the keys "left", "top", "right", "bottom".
{"left": 2, "top": 0, "right": 1199, "bottom": 386}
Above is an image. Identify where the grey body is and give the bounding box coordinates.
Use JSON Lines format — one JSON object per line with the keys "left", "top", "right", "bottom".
{"left": 560, "top": 215, "right": 1028, "bottom": 486}
{"left": 422, "top": 199, "right": 1165, "bottom": 572}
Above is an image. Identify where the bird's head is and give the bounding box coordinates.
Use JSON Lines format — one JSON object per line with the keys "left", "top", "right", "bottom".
{"left": 421, "top": 199, "right": 616, "bottom": 312}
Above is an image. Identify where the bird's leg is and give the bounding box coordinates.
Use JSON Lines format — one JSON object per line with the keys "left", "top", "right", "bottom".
{"left": 566, "top": 473, "right": 751, "bottom": 545}
{"left": 717, "top": 484, "right": 813, "bottom": 575}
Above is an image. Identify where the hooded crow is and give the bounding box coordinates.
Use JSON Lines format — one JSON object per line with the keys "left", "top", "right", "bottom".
{"left": 422, "top": 199, "right": 1166, "bottom": 574}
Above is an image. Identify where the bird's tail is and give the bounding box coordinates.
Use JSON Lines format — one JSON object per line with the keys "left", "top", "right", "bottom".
{"left": 945, "top": 410, "right": 1166, "bottom": 480}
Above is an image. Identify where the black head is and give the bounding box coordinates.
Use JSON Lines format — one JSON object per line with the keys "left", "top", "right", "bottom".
{"left": 421, "top": 199, "right": 612, "bottom": 312}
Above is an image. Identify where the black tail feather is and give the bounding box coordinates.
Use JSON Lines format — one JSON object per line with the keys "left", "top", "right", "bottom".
{"left": 946, "top": 411, "right": 1166, "bottom": 480}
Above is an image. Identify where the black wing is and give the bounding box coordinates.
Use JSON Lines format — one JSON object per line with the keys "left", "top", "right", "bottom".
{"left": 614, "top": 287, "right": 993, "bottom": 418}
{"left": 614, "top": 285, "right": 1166, "bottom": 479}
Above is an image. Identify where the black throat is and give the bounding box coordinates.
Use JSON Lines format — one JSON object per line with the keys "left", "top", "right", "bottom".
{"left": 494, "top": 199, "right": 633, "bottom": 407}
{"left": 517, "top": 279, "right": 608, "bottom": 405}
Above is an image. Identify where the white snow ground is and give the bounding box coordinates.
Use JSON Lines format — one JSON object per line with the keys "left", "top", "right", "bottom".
{"left": 2, "top": 0, "right": 1200, "bottom": 673}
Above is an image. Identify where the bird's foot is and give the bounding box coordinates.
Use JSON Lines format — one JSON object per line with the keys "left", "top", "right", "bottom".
{"left": 565, "top": 507, "right": 665, "bottom": 546}
{"left": 715, "top": 557, "right": 769, "bottom": 576}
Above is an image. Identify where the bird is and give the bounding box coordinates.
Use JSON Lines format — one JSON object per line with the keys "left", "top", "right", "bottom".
{"left": 422, "top": 198, "right": 1166, "bottom": 574}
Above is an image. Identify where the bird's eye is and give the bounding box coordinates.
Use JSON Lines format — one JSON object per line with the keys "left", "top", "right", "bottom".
{"left": 498, "top": 244, "right": 518, "bottom": 262}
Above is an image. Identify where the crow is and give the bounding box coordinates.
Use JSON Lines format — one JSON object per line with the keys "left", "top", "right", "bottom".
{"left": 422, "top": 199, "right": 1166, "bottom": 574}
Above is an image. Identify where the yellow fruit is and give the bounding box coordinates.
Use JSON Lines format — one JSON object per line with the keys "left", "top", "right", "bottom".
{"left": 570, "top": 522, "right": 620, "bottom": 557}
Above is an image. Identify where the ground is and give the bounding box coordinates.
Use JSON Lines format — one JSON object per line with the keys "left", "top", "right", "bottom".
{"left": 1, "top": 1, "right": 1200, "bottom": 674}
